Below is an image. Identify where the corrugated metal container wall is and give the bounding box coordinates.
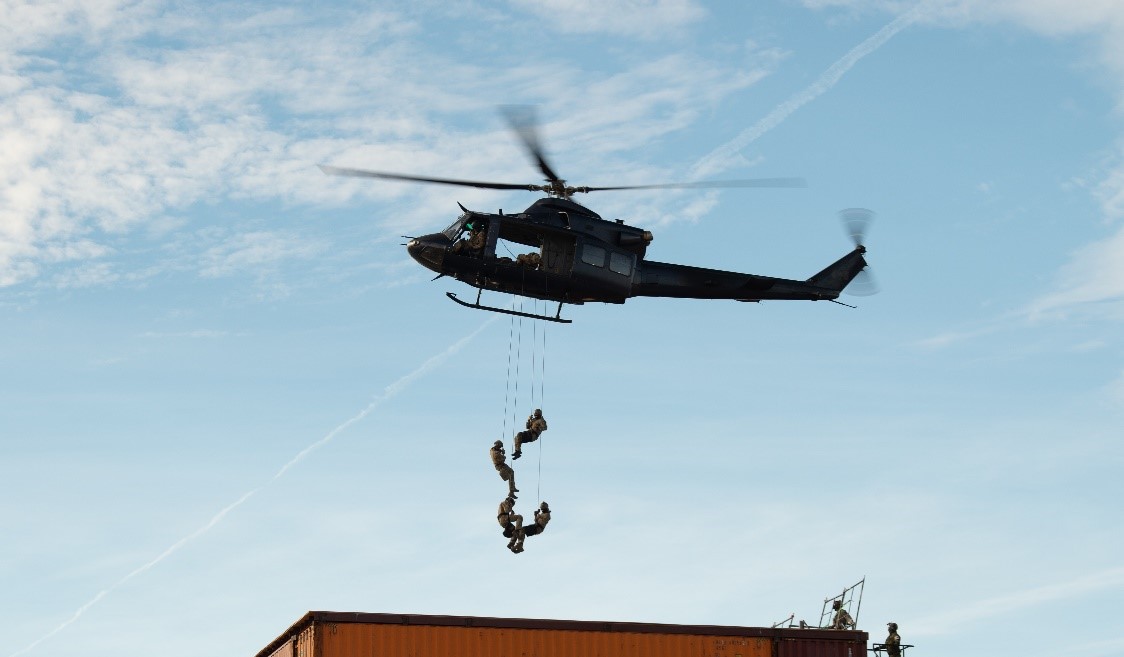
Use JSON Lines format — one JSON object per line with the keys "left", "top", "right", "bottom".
{"left": 318, "top": 622, "right": 773, "bottom": 657}
{"left": 295, "top": 624, "right": 315, "bottom": 657}
{"left": 265, "top": 638, "right": 293, "bottom": 657}
{"left": 255, "top": 612, "right": 868, "bottom": 657}
{"left": 776, "top": 637, "right": 867, "bottom": 657}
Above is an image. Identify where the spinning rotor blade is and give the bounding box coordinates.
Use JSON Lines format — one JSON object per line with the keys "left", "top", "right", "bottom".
{"left": 580, "top": 178, "right": 807, "bottom": 192}
{"left": 500, "top": 105, "right": 564, "bottom": 184}
{"left": 838, "top": 208, "right": 879, "bottom": 296}
{"left": 319, "top": 165, "right": 533, "bottom": 191}
{"left": 846, "top": 268, "right": 880, "bottom": 297}
{"left": 840, "top": 207, "right": 874, "bottom": 247}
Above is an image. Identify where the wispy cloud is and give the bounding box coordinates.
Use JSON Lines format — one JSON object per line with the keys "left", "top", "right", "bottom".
{"left": 1106, "top": 369, "right": 1124, "bottom": 402}
{"left": 197, "top": 231, "right": 327, "bottom": 278}
{"left": 137, "top": 329, "right": 243, "bottom": 339}
{"left": 9, "top": 318, "right": 495, "bottom": 657}
{"left": 506, "top": 0, "right": 706, "bottom": 39}
{"left": 690, "top": 1, "right": 931, "bottom": 179}
{"left": 1024, "top": 225, "right": 1124, "bottom": 320}
{"left": 2, "top": 2, "right": 766, "bottom": 291}
{"left": 810, "top": 1, "right": 1124, "bottom": 325}
{"left": 907, "top": 566, "right": 1124, "bottom": 637}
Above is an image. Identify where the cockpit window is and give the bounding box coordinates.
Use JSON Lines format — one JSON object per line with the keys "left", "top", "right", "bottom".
{"left": 442, "top": 215, "right": 469, "bottom": 241}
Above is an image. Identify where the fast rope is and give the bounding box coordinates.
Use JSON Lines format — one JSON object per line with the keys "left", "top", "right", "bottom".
{"left": 534, "top": 299, "right": 547, "bottom": 503}
{"left": 500, "top": 296, "right": 518, "bottom": 448}
{"left": 499, "top": 294, "right": 549, "bottom": 503}
{"left": 510, "top": 298, "right": 524, "bottom": 452}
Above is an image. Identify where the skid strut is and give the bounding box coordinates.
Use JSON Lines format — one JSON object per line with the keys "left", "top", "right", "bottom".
{"left": 447, "top": 291, "right": 572, "bottom": 324}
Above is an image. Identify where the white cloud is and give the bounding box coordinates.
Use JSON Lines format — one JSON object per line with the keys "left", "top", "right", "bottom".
{"left": 1026, "top": 224, "right": 1124, "bottom": 319}
{"left": 0, "top": 1, "right": 770, "bottom": 291}
{"left": 51, "top": 262, "right": 119, "bottom": 288}
{"left": 137, "top": 329, "right": 242, "bottom": 339}
{"left": 692, "top": 1, "right": 927, "bottom": 179}
{"left": 1096, "top": 149, "right": 1124, "bottom": 220}
{"left": 1106, "top": 369, "right": 1124, "bottom": 402}
{"left": 907, "top": 565, "right": 1124, "bottom": 637}
{"left": 941, "top": 1, "right": 1124, "bottom": 41}
{"left": 801, "top": 0, "right": 1124, "bottom": 325}
{"left": 506, "top": 0, "right": 706, "bottom": 39}
{"left": 198, "top": 231, "right": 326, "bottom": 278}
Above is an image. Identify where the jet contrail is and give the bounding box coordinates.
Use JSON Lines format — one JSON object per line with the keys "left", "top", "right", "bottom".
{"left": 11, "top": 318, "right": 496, "bottom": 657}
{"left": 690, "top": 1, "right": 932, "bottom": 180}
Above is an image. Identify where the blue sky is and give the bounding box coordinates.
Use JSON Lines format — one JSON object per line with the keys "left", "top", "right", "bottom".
{"left": 3, "top": 1, "right": 1123, "bottom": 656}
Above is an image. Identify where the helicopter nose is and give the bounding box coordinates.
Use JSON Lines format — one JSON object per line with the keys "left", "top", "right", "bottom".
{"left": 406, "top": 233, "right": 449, "bottom": 273}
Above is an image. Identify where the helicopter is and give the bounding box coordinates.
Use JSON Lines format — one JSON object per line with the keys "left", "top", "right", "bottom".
{"left": 321, "top": 107, "right": 874, "bottom": 323}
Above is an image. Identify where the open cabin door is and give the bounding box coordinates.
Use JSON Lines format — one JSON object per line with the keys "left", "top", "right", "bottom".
{"left": 541, "top": 234, "right": 575, "bottom": 276}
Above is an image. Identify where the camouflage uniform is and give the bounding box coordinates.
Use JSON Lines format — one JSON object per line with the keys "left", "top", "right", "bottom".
{"left": 497, "top": 497, "right": 523, "bottom": 550}
{"left": 468, "top": 229, "right": 486, "bottom": 252}
{"left": 515, "top": 252, "right": 542, "bottom": 269}
{"left": 513, "top": 409, "right": 548, "bottom": 460}
{"left": 522, "top": 501, "right": 551, "bottom": 538}
{"left": 452, "top": 226, "right": 485, "bottom": 256}
{"left": 489, "top": 440, "right": 518, "bottom": 497}
{"left": 511, "top": 501, "right": 551, "bottom": 553}
{"left": 884, "top": 623, "right": 901, "bottom": 657}
{"left": 831, "top": 601, "right": 854, "bottom": 630}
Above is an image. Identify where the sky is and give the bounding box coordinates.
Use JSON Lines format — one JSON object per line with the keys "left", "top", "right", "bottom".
{"left": 2, "top": 0, "right": 1123, "bottom": 656}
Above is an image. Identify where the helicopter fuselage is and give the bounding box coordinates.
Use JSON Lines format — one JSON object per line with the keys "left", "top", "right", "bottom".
{"left": 405, "top": 197, "right": 867, "bottom": 309}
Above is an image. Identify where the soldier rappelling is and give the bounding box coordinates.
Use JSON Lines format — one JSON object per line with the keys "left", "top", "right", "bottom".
{"left": 512, "top": 408, "right": 547, "bottom": 460}
{"left": 489, "top": 440, "right": 518, "bottom": 499}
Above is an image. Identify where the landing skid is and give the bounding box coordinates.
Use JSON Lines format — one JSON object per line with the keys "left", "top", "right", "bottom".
{"left": 447, "top": 291, "right": 572, "bottom": 324}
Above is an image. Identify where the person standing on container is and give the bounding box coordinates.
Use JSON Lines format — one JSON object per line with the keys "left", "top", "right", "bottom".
{"left": 884, "top": 623, "right": 901, "bottom": 657}
{"left": 489, "top": 440, "right": 518, "bottom": 498}
{"left": 831, "top": 600, "right": 854, "bottom": 630}
{"left": 512, "top": 408, "right": 547, "bottom": 460}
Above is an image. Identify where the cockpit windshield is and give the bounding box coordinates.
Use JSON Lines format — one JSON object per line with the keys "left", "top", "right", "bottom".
{"left": 442, "top": 215, "right": 469, "bottom": 241}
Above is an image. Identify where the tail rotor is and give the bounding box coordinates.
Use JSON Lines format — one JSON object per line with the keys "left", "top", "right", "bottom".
{"left": 839, "top": 208, "right": 879, "bottom": 296}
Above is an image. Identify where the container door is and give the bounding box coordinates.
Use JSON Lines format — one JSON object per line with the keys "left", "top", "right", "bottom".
{"left": 776, "top": 638, "right": 865, "bottom": 657}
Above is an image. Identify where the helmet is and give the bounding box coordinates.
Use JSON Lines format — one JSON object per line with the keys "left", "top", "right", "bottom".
{"left": 832, "top": 601, "right": 842, "bottom": 609}
{"left": 540, "top": 501, "right": 550, "bottom": 511}
{"left": 887, "top": 622, "right": 898, "bottom": 630}
{"left": 493, "top": 440, "right": 503, "bottom": 447}
{"left": 534, "top": 408, "right": 542, "bottom": 416}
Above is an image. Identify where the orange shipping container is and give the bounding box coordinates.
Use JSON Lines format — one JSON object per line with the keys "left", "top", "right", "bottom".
{"left": 254, "top": 612, "right": 869, "bottom": 657}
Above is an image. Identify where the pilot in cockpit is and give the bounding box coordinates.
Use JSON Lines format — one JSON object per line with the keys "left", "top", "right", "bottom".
{"left": 452, "top": 221, "right": 486, "bottom": 257}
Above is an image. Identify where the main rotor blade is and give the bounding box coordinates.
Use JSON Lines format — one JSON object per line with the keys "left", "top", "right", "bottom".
{"left": 319, "top": 165, "right": 534, "bottom": 191}
{"left": 579, "top": 178, "right": 807, "bottom": 192}
{"left": 500, "top": 105, "right": 563, "bottom": 184}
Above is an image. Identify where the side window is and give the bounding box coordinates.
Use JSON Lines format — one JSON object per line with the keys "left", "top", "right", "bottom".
{"left": 609, "top": 252, "right": 633, "bottom": 276}
{"left": 581, "top": 245, "right": 606, "bottom": 267}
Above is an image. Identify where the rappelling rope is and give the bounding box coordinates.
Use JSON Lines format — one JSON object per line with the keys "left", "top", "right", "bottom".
{"left": 535, "top": 300, "right": 548, "bottom": 504}
{"left": 502, "top": 289, "right": 550, "bottom": 505}
{"left": 511, "top": 301, "right": 524, "bottom": 453}
{"left": 501, "top": 299, "right": 517, "bottom": 447}
{"left": 531, "top": 306, "right": 539, "bottom": 409}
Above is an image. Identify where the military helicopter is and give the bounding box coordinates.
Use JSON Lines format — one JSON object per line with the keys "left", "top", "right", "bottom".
{"left": 322, "top": 107, "right": 874, "bottom": 323}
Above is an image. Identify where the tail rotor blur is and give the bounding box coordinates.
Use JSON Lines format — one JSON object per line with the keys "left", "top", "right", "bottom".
{"left": 840, "top": 208, "right": 879, "bottom": 296}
